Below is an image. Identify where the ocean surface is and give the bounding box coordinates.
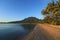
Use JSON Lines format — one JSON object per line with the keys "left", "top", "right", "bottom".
{"left": 0, "top": 24, "right": 29, "bottom": 40}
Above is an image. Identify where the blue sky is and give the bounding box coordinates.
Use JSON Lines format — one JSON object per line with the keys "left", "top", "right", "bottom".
{"left": 0, "top": 0, "right": 51, "bottom": 22}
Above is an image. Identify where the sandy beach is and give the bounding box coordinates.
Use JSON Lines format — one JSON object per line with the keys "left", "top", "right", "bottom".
{"left": 22, "top": 24, "right": 60, "bottom": 40}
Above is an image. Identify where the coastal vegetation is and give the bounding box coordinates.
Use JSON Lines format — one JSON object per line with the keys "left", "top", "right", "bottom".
{"left": 41, "top": 0, "right": 60, "bottom": 25}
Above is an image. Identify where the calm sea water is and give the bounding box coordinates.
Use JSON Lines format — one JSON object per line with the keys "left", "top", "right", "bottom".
{"left": 0, "top": 24, "right": 29, "bottom": 40}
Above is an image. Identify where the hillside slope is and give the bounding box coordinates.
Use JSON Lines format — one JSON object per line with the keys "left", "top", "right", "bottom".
{"left": 22, "top": 24, "right": 60, "bottom": 40}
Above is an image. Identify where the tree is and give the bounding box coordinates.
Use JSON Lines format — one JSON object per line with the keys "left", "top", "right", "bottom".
{"left": 42, "top": 0, "right": 60, "bottom": 25}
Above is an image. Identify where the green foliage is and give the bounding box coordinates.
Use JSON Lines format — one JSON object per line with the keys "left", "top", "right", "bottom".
{"left": 41, "top": 0, "right": 60, "bottom": 25}
{"left": 51, "top": 21, "right": 57, "bottom": 25}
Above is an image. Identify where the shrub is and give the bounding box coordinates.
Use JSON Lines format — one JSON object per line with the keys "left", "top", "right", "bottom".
{"left": 51, "top": 21, "right": 57, "bottom": 25}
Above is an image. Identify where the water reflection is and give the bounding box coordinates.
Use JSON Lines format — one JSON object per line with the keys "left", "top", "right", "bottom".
{"left": 0, "top": 24, "right": 29, "bottom": 40}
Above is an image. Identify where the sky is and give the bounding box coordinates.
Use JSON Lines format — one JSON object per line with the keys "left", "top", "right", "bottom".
{"left": 0, "top": 0, "right": 51, "bottom": 22}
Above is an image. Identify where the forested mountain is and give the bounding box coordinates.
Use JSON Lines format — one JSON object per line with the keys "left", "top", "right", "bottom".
{"left": 9, "top": 17, "right": 41, "bottom": 23}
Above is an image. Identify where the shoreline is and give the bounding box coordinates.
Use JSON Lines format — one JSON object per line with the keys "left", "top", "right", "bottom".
{"left": 21, "top": 24, "right": 60, "bottom": 40}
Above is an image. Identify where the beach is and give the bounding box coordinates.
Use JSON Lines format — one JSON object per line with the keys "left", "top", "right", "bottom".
{"left": 22, "top": 24, "right": 60, "bottom": 40}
